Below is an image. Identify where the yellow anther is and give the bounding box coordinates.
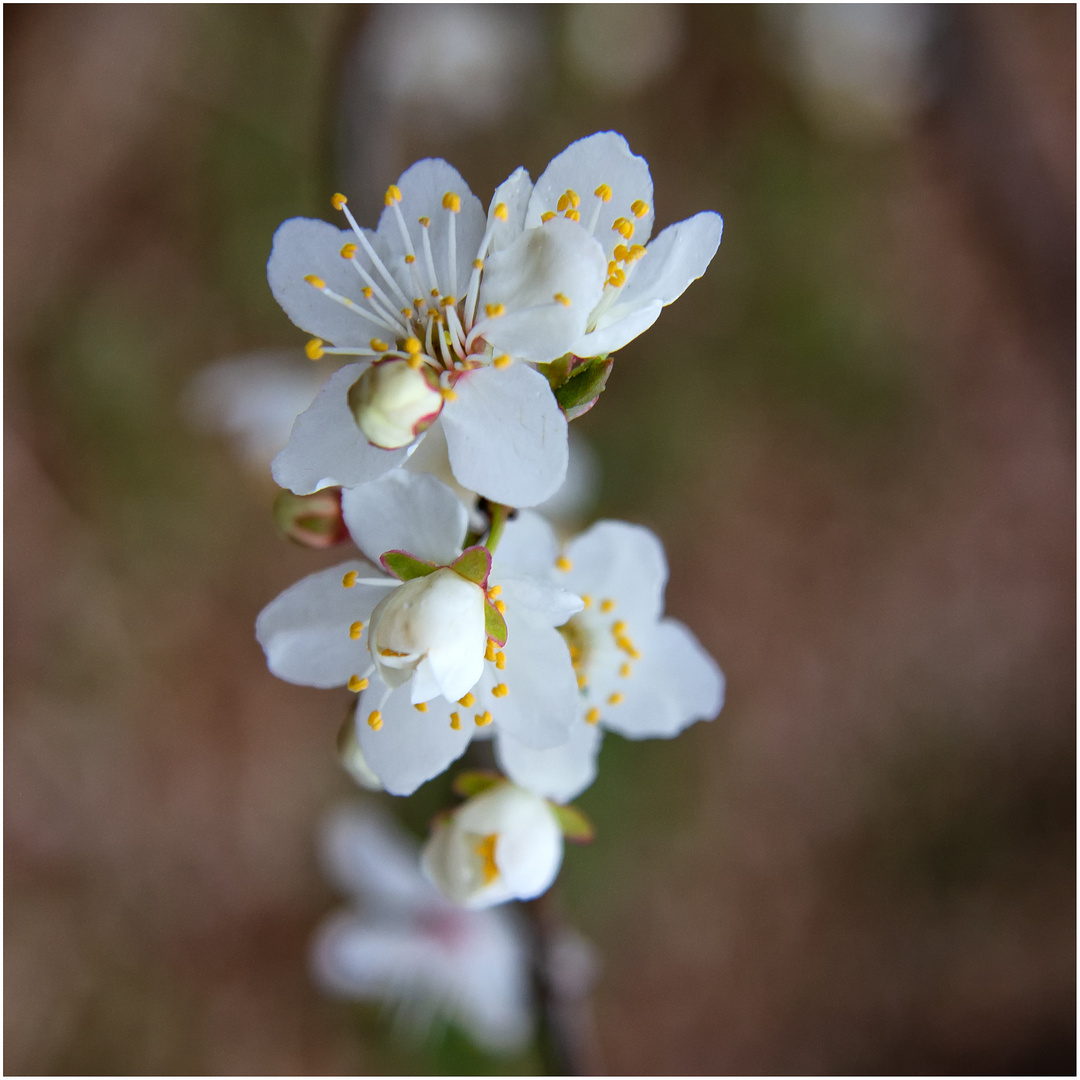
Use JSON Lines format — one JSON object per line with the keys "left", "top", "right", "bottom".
{"left": 577, "top": 673, "right": 588, "bottom": 690}
{"left": 565, "top": 208, "right": 580, "bottom": 222}
{"left": 567, "top": 189, "right": 581, "bottom": 208}
{"left": 418, "top": 215, "right": 430, "bottom": 227}
{"left": 617, "top": 636, "right": 642, "bottom": 660}
{"left": 494, "top": 599, "right": 506, "bottom": 614}
{"left": 494, "top": 202, "right": 508, "bottom": 222}
{"left": 370, "top": 338, "right": 389, "bottom": 352}
{"left": 556, "top": 556, "right": 573, "bottom": 572}
{"left": 608, "top": 692, "right": 624, "bottom": 706}
{"left": 585, "top": 707, "right": 601, "bottom": 725}
{"left": 473, "top": 258, "right": 484, "bottom": 270}
{"left": 362, "top": 287, "right": 374, "bottom": 299}
{"left": 440, "top": 387, "right": 457, "bottom": 401}
{"left": 403, "top": 336, "right": 422, "bottom": 354}
{"left": 440, "top": 295, "right": 456, "bottom": 307}
{"left": 485, "top": 640, "right": 497, "bottom": 662}
{"left": 608, "top": 260, "right": 620, "bottom": 277}
{"left": 631, "top": 199, "right": 649, "bottom": 218}
{"left": 458, "top": 692, "right": 475, "bottom": 708}
{"left": 408, "top": 355, "right": 424, "bottom": 370}
{"left": 612, "top": 620, "right": 627, "bottom": 636}
{"left": 450, "top": 712, "right": 462, "bottom": 730}
{"left": 404, "top": 254, "right": 416, "bottom": 264}
{"left": 474, "top": 833, "right": 499, "bottom": 883}
{"left": 431, "top": 287, "right": 441, "bottom": 298}
{"left": 367, "top": 710, "right": 383, "bottom": 730}
{"left": 442, "top": 192, "right": 461, "bottom": 213}
{"left": 304, "top": 274, "right": 326, "bottom": 289}
{"left": 493, "top": 354, "right": 511, "bottom": 369}
{"left": 620, "top": 662, "right": 633, "bottom": 678}
{"left": 495, "top": 651, "right": 506, "bottom": 670}
{"left": 331, "top": 192, "right": 348, "bottom": 210}
{"left": 628, "top": 244, "right": 647, "bottom": 261}
{"left": 414, "top": 298, "right": 425, "bottom": 307}
{"left": 613, "top": 244, "right": 629, "bottom": 263}
{"left": 475, "top": 711, "right": 493, "bottom": 727}
{"left": 349, "top": 621, "right": 364, "bottom": 640}
{"left": 485, "top": 303, "right": 506, "bottom": 318}
{"left": 340, "top": 242, "right": 358, "bottom": 259}
{"left": 305, "top": 338, "right": 325, "bottom": 361}
{"left": 488, "top": 585, "right": 502, "bottom": 599}
{"left": 557, "top": 193, "right": 571, "bottom": 213}
{"left": 594, "top": 183, "right": 612, "bottom": 202}
{"left": 569, "top": 645, "right": 582, "bottom": 661}
{"left": 414, "top": 702, "right": 428, "bottom": 712}
{"left": 347, "top": 675, "right": 368, "bottom": 692}
{"left": 581, "top": 594, "right": 592, "bottom": 608}
{"left": 612, "top": 217, "right": 634, "bottom": 239}
{"left": 541, "top": 211, "right": 557, "bottom": 223}
{"left": 342, "top": 571, "right": 358, "bottom": 588}
{"left": 553, "top": 292, "right": 571, "bottom": 307}
{"left": 600, "top": 598, "right": 616, "bottom": 612}
{"left": 402, "top": 308, "right": 414, "bottom": 318}
{"left": 607, "top": 268, "right": 627, "bottom": 288}
{"left": 492, "top": 683, "right": 509, "bottom": 698}
{"left": 385, "top": 184, "right": 402, "bottom": 206}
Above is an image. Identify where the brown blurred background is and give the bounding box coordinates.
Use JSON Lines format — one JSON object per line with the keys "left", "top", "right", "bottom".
{"left": 5, "top": 4, "right": 1075, "bottom": 1074}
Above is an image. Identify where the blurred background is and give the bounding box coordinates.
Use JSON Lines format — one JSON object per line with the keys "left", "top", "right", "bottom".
{"left": 5, "top": 4, "right": 1075, "bottom": 1074}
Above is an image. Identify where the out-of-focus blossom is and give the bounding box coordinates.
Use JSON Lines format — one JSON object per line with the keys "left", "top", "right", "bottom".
{"left": 765, "top": 4, "right": 937, "bottom": 141}
{"left": 496, "top": 521, "right": 725, "bottom": 803}
{"left": 312, "top": 804, "right": 533, "bottom": 1052}
{"left": 422, "top": 781, "right": 564, "bottom": 908}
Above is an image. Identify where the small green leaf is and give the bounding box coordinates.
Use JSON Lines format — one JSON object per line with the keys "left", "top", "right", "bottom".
{"left": 551, "top": 802, "right": 595, "bottom": 843}
{"left": 451, "top": 545, "right": 491, "bottom": 587}
{"left": 485, "top": 600, "right": 507, "bottom": 646}
{"left": 554, "top": 356, "right": 613, "bottom": 420}
{"left": 453, "top": 770, "right": 505, "bottom": 799}
{"left": 380, "top": 550, "right": 438, "bottom": 580}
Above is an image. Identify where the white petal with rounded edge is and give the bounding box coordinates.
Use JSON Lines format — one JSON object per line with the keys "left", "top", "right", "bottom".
{"left": 603, "top": 618, "right": 724, "bottom": 739}
{"left": 497, "top": 572, "right": 583, "bottom": 629}
{"left": 256, "top": 561, "right": 386, "bottom": 688}
{"left": 271, "top": 363, "right": 411, "bottom": 494}
{"left": 376, "top": 158, "right": 486, "bottom": 298}
{"left": 355, "top": 684, "right": 472, "bottom": 795}
{"left": 496, "top": 721, "right": 602, "bottom": 803}
{"left": 573, "top": 298, "right": 663, "bottom": 357}
{"left": 492, "top": 510, "right": 559, "bottom": 579}
{"left": 620, "top": 211, "right": 723, "bottom": 309}
{"left": 526, "top": 132, "right": 654, "bottom": 260}
{"left": 442, "top": 364, "right": 568, "bottom": 507}
{"left": 563, "top": 520, "right": 668, "bottom": 625}
{"left": 486, "top": 167, "right": 533, "bottom": 253}
{"left": 267, "top": 218, "right": 388, "bottom": 345}
{"left": 475, "top": 218, "right": 606, "bottom": 362}
{"left": 342, "top": 471, "right": 468, "bottom": 566}
{"left": 421, "top": 816, "right": 515, "bottom": 908}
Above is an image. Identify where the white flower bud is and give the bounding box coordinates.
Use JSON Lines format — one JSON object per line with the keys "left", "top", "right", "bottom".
{"left": 421, "top": 783, "right": 564, "bottom": 909}
{"left": 348, "top": 359, "right": 444, "bottom": 449}
{"left": 368, "top": 567, "right": 487, "bottom": 702}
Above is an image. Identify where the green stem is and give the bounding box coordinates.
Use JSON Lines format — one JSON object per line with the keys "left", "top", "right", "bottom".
{"left": 485, "top": 502, "right": 511, "bottom": 554}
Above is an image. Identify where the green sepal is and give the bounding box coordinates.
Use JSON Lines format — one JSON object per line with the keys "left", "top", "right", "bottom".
{"left": 555, "top": 356, "right": 613, "bottom": 420}
{"left": 451, "top": 545, "right": 492, "bottom": 588}
{"left": 551, "top": 802, "right": 595, "bottom": 843}
{"left": 452, "top": 770, "right": 505, "bottom": 799}
{"left": 537, "top": 353, "right": 575, "bottom": 390}
{"left": 380, "top": 549, "right": 438, "bottom": 580}
{"left": 485, "top": 599, "right": 507, "bottom": 646}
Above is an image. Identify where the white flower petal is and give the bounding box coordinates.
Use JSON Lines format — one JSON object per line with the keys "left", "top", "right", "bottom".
{"left": 267, "top": 217, "right": 389, "bottom": 346}
{"left": 573, "top": 298, "right": 663, "bottom": 357}
{"left": 497, "top": 572, "right": 583, "bottom": 628}
{"left": 620, "top": 211, "right": 723, "bottom": 309}
{"left": 442, "top": 364, "right": 568, "bottom": 507}
{"left": 476, "top": 218, "right": 607, "bottom": 362}
{"left": 602, "top": 618, "right": 724, "bottom": 739}
{"left": 376, "top": 158, "right": 486, "bottom": 298}
{"left": 255, "top": 561, "right": 387, "bottom": 688}
{"left": 496, "top": 721, "right": 602, "bottom": 803}
{"left": 492, "top": 510, "right": 560, "bottom": 579}
{"left": 312, "top": 911, "right": 436, "bottom": 997}
{"left": 355, "top": 685, "right": 472, "bottom": 795}
{"left": 487, "top": 167, "right": 533, "bottom": 253}
{"left": 271, "top": 363, "right": 411, "bottom": 494}
{"left": 526, "top": 132, "right": 655, "bottom": 259}
{"left": 341, "top": 471, "right": 468, "bottom": 566}
{"left": 563, "top": 520, "right": 668, "bottom": 625}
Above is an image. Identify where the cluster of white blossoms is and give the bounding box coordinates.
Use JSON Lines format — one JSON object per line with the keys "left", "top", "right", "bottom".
{"left": 258, "top": 133, "right": 725, "bottom": 921}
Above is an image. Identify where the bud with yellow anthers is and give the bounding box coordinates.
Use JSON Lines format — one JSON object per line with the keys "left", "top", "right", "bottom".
{"left": 347, "top": 359, "right": 444, "bottom": 450}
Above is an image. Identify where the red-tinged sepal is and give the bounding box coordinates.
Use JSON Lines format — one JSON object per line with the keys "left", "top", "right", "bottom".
{"left": 451, "top": 545, "right": 492, "bottom": 589}
{"left": 380, "top": 549, "right": 438, "bottom": 581}
{"left": 550, "top": 802, "right": 595, "bottom": 844}
{"left": 554, "top": 355, "right": 614, "bottom": 421}
{"left": 485, "top": 600, "right": 507, "bottom": 646}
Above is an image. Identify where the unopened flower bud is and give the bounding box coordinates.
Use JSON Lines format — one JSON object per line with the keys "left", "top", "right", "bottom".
{"left": 272, "top": 488, "right": 348, "bottom": 548}
{"left": 368, "top": 567, "right": 487, "bottom": 702}
{"left": 421, "top": 783, "right": 564, "bottom": 908}
{"left": 336, "top": 712, "right": 384, "bottom": 790}
{"left": 348, "top": 359, "right": 443, "bottom": 449}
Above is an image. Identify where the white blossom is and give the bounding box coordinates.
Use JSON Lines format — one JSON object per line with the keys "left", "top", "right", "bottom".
{"left": 255, "top": 472, "right": 583, "bottom": 795}
{"left": 495, "top": 520, "right": 725, "bottom": 803}
{"left": 421, "top": 782, "right": 564, "bottom": 909}
{"left": 312, "top": 804, "right": 533, "bottom": 1052}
